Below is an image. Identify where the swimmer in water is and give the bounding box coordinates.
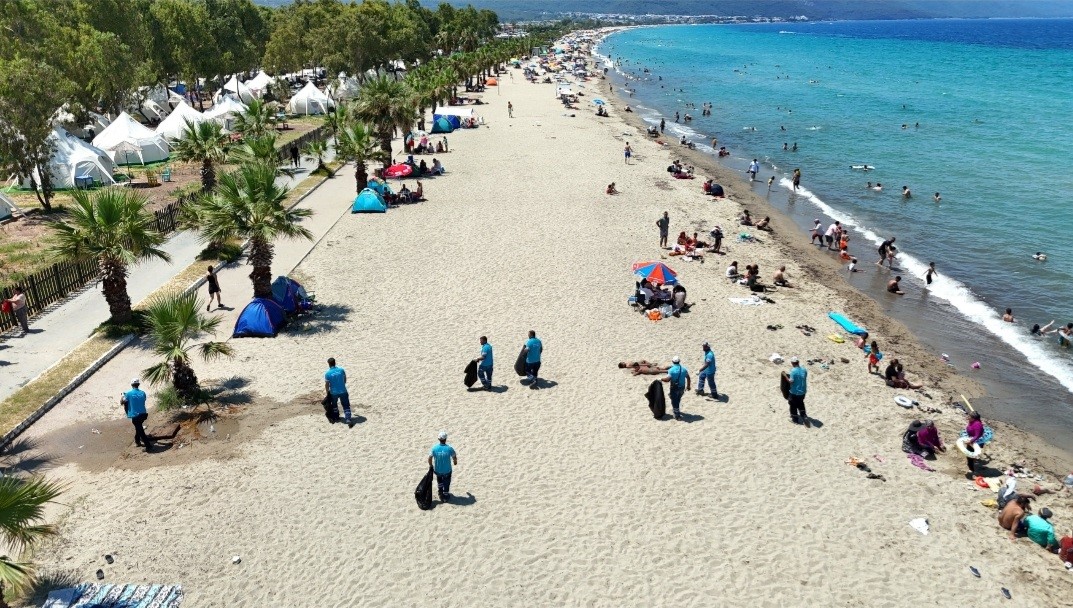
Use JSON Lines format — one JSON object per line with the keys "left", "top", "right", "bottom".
{"left": 791, "top": 142, "right": 797, "bottom": 151}
{"left": 1002, "top": 308, "right": 1015, "bottom": 323}
{"left": 783, "top": 142, "right": 788, "bottom": 151}
{"left": 922, "top": 262, "right": 939, "bottom": 285}
{"left": 872, "top": 183, "right": 883, "bottom": 192}
{"left": 902, "top": 186, "right": 912, "bottom": 198}
{"left": 887, "top": 276, "right": 905, "bottom": 295}
{"left": 1032, "top": 252, "right": 1047, "bottom": 261}
{"left": 1030, "top": 321, "right": 1056, "bottom": 337}
{"left": 934, "top": 192, "right": 941, "bottom": 203}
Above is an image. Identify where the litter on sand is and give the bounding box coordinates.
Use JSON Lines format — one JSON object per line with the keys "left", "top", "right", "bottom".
{"left": 909, "top": 518, "right": 930, "bottom": 535}
{"left": 729, "top": 295, "right": 765, "bottom": 306}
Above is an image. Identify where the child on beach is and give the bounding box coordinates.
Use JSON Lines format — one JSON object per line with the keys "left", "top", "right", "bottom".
{"left": 923, "top": 262, "right": 939, "bottom": 285}
{"left": 848, "top": 257, "right": 858, "bottom": 272}
{"left": 867, "top": 341, "right": 883, "bottom": 374}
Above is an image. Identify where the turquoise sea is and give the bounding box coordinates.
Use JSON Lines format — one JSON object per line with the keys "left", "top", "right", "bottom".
{"left": 599, "top": 19, "right": 1073, "bottom": 448}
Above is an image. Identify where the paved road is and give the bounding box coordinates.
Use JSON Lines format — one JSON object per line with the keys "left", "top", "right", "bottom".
{"left": 0, "top": 155, "right": 337, "bottom": 402}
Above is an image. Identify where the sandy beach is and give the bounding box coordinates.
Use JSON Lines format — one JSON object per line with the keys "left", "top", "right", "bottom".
{"left": 17, "top": 57, "right": 1073, "bottom": 607}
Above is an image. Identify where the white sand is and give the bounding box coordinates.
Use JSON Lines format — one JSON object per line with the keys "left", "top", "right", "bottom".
{"left": 21, "top": 71, "right": 1073, "bottom": 607}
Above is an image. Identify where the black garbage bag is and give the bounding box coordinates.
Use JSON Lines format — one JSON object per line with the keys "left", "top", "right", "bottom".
{"left": 322, "top": 391, "right": 339, "bottom": 424}
{"left": 415, "top": 465, "right": 434, "bottom": 510}
{"left": 645, "top": 380, "right": 666, "bottom": 419}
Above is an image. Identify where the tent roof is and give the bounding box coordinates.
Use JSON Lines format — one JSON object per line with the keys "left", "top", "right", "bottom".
{"left": 290, "top": 81, "right": 330, "bottom": 103}
{"left": 221, "top": 74, "right": 256, "bottom": 101}
{"left": 156, "top": 101, "right": 207, "bottom": 140}
{"left": 92, "top": 112, "right": 169, "bottom": 156}
{"left": 432, "top": 106, "right": 477, "bottom": 118}
{"left": 204, "top": 97, "right": 248, "bottom": 120}
{"left": 247, "top": 70, "right": 273, "bottom": 91}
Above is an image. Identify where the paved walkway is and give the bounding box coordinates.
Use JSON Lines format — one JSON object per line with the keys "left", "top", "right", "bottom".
{"left": 0, "top": 155, "right": 336, "bottom": 402}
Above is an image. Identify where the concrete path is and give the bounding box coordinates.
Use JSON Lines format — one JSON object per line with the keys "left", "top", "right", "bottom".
{"left": 0, "top": 154, "right": 337, "bottom": 402}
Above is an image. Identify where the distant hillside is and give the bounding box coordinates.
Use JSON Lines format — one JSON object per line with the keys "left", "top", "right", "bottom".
{"left": 252, "top": 1, "right": 1073, "bottom": 22}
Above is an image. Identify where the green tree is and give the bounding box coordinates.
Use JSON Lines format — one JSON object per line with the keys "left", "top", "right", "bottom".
{"left": 335, "top": 122, "right": 387, "bottom": 193}
{"left": 353, "top": 76, "right": 416, "bottom": 156}
{"left": 0, "top": 476, "right": 63, "bottom": 605}
{"left": 232, "top": 98, "right": 274, "bottom": 139}
{"left": 170, "top": 119, "right": 230, "bottom": 192}
{"left": 142, "top": 291, "right": 234, "bottom": 403}
{"left": 228, "top": 134, "right": 282, "bottom": 169}
{"left": 48, "top": 190, "right": 170, "bottom": 324}
{"left": 195, "top": 164, "right": 313, "bottom": 298}
{"left": 0, "top": 59, "right": 75, "bottom": 210}
{"left": 302, "top": 139, "right": 330, "bottom": 175}
{"left": 148, "top": 0, "right": 214, "bottom": 110}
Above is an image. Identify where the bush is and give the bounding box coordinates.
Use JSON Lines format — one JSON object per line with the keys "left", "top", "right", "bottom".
{"left": 155, "top": 384, "right": 212, "bottom": 411}
{"left": 197, "top": 240, "right": 244, "bottom": 262}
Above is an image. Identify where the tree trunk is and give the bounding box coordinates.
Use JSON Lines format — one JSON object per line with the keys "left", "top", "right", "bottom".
{"left": 201, "top": 159, "right": 216, "bottom": 192}
{"left": 248, "top": 238, "right": 274, "bottom": 299}
{"left": 172, "top": 358, "right": 200, "bottom": 402}
{"left": 380, "top": 133, "right": 392, "bottom": 157}
{"left": 100, "top": 259, "right": 133, "bottom": 323}
{"left": 355, "top": 162, "right": 368, "bottom": 193}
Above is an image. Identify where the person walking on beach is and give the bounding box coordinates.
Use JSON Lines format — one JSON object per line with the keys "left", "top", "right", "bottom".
{"left": 657, "top": 211, "right": 670, "bottom": 248}
{"left": 523, "top": 330, "right": 543, "bottom": 389}
{"left": 660, "top": 118, "right": 665, "bottom": 133}
{"left": 205, "top": 266, "right": 223, "bottom": 311}
{"left": 662, "top": 356, "right": 691, "bottom": 421}
{"left": 783, "top": 357, "right": 809, "bottom": 426}
{"left": 748, "top": 159, "right": 760, "bottom": 181}
{"left": 428, "top": 430, "right": 458, "bottom": 502}
{"left": 696, "top": 342, "right": 718, "bottom": 399}
{"left": 792, "top": 168, "right": 801, "bottom": 192}
{"left": 507, "top": 101, "right": 513, "bottom": 118}
{"left": 809, "top": 219, "right": 823, "bottom": 246}
{"left": 923, "top": 262, "right": 939, "bottom": 286}
{"left": 624, "top": 142, "right": 632, "bottom": 165}
{"left": 289, "top": 144, "right": 300, "bottom": 168}
{"left": 324, "top": 358, "right": 353, "bottom": 427}
{"left": 122, "top": 378, "right": 152, "bottom": 451}
{"left": 4, "top": 286, "right": 29, "bottom": 336}
{"left": 475, "top": 336, "right": 493, "bottom": 390}
{"left": 877, "top": 237, "right": 896, "bottom": 266}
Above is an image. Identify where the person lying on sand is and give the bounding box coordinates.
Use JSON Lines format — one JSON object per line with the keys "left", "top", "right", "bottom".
{"left": 884, "top": 359, "right": 922, "bottom": 389}
{"left": 618, "top": 361, "right": 671, "bottom": 375}
{"left": 999, "top": 496, "right": 1032, "bottom": 540}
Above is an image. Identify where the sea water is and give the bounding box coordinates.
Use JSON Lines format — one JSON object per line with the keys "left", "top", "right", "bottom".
{"left": 599, "top": 19, "right": 1073, "bottom": 450}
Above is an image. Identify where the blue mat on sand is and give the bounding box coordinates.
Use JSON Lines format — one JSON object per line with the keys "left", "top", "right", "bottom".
{"left": 828, "top": 312, "right": 867, "bottom": 336}
{"left": 44, "top": 583, "right": 183, "bottom": 608}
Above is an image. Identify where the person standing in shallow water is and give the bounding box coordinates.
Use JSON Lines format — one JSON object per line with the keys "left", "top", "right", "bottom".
{"left": 792, "top": 168, "right": 801, "bottom": 192}
{"left": 922, "top": 262, "right": 939, "bottom": 286}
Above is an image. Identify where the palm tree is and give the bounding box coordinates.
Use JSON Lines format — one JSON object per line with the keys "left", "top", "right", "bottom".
{"left": 322, "top": 102, "right": 349, "bottom": 139}
{"left": 232, "top": 99, "right": 275, "bottom": 139}
{"left": 170, "top": 119, "right": 229, "bottom": 192}
{"left": 353, "top": 76, "right": 417, "bottom": 156}
{"left": 228, "top": 134, "right": 283, "bottom": 169}
{"left": 0, "top": 476, "right": 63, "bottom": 606}
{"left": 48, "top": 189, "right": 170, "bottom": 324}
{"left": 195, "top": 163, "right": 313, "bottom": 298}
{"left": 142, "top": 291, "right": 234, "bottom": 403}
{"left": 335, "top": 122, "right": 388, "bottom": 192}
{"left": 302, "top": 139, "right": 330, "bottom": 175}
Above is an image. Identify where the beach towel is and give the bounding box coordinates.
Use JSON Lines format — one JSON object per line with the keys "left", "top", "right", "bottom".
{"left": 729, "top": 296, "right": 765, "bottom": 306}
{"left": 907, "top": 453, "right": 935, "bottom": 472}
{"left": 415, "top": 466, "right": 434, "bottom": 510}
{"left": 828, "top": 311, "right": 868, "bottom": 336}
{"left": 645, "top": 380, "right": 666, "bottom": 419}
{"left": 464, "top": 360, "right": 478, "bottom": 388}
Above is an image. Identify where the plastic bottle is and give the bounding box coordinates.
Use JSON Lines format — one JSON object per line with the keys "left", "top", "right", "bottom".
{"left": 1064, "top": 473, "right": 1073, "bottom": 488}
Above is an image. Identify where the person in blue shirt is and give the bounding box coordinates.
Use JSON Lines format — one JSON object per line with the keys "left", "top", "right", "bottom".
{"left": 662, "top": 356, "right": 691, "bottom": 421}
{"left": 696, "top": 342, "right": 718, "bottom": 398}
{"left": 523, "top": 330, "right": 543, "bottom": 389}
{"left": 324, "top": 358, "right": 353, "bottom": 427}
{"left": 784, "top": 357, "right": 810, "bottom": 426}
{"left": 475, "top": 335, "right": 494, "bottom": 390}
{"left": 427, "top": 430, "right": 458, "bottom": 501}
{"left": 121, "top": 378, "right": 152, "bottom": 451}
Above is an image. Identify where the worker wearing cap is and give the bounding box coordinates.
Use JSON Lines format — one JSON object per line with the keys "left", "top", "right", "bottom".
{"left": 122, "top": 378, "right": 151, "bottom": 450}
{"left": 784, "top": 357, "right": 809, "bottom": 426}
{"left": 662, "top": 356, "right": 691, "bottom": 421}
{"left": 428, "top": 430, "right": 458, "bottom": 502}
{"left": 696, "top": 342, "right": 718, "bottom": 399}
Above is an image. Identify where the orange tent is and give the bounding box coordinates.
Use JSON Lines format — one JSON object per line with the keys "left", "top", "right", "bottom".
{"left": 486, "top": 77, "right": 498, "bottom": 86}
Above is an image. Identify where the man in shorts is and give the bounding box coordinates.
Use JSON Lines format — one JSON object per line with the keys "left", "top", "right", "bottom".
{"left": 205, "top": 265, "right": 223, "bottom": 311}
{"left": 877, "top": 237, "right": 896, "bottom": 266}
{"left": 748, "top": 159, "right": 759, "bottom": 181}
{"left": 656, "top": 211, "right": 670, "bottom": 248}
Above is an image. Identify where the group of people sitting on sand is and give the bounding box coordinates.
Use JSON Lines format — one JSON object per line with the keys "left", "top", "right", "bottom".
{"left": 666, "top": 160, "right": 694, "bottom": 178}
{"left": 852, "top": 331, "right": 924, "bottom": 389}
{"left": 406, "top": 135, "right": 449, "bottom": 155}
{"left": 596, "top": 105, "right": 609, "bottom": 117}
{"left": 702, "top": 180, "right": 725, "bottom": 197}
{"left": 739, "top": 210, "right": 771, "bottom": 231}
{"left": 725, "top": 261, "right": 790, "bottom": 292}
{"left": 670, "top": 230, "right": 723, "bottom": 259}
{"left": 395, "top": 182, "right": 425, "bottom": 205}
{"left": 997, "top": 483, "right": 1071, "bottom": 560}
{"left": 634, "top": 279, "right": 689, "bottom": 315}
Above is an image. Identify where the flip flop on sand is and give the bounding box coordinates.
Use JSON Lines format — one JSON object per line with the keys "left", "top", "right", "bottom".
{"left": 1002, "top": 588, "right": 1011, "bottom": 600}
{"left": 969, "top": 566, "right": 980, "bottom": 578}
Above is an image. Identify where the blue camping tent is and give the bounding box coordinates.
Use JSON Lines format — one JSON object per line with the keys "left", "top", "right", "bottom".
{"left": 430, "top": 116, "right": 454, "bottom": 133}
{"left": 233, "top": 297, "right": 286, "bottom": 337}
{"left": 271, "top": 276, "right": 309, "bottom": 313}
{"left": 434, "top": 114, "right": 461, "bottom": 129}
{"left": 352, "top": 188, "right": 387, "bottom": 213}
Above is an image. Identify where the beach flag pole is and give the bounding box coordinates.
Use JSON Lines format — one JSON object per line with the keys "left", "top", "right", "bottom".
{"left": 960, "top": 394, "right": 975, "bottom": 412}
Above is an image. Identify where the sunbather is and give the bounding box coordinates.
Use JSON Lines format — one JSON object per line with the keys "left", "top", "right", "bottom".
{"left": 618, "top": 361, "right": 671, "bottom": 375}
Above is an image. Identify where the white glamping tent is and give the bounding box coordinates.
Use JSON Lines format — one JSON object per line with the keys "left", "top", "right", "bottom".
{"left": 155, "top": 101, "right": 208, "bottom": 141}
{"left": 204, "top": 96, "right": 247, "bottom": 131}
{"left": 246, "top": 70, "right": 273, "bottom": 96}
{"left": 92, "top": 112, "right": 170, "bottom": 165}
{"left": 25, "top": 128, "right": 116, "bottom": 189}
{"left": 287, "top": 81, "right": 333, "bottom": 115}
{"left": 216, "top": 75, "right": 256, "bottom": 104}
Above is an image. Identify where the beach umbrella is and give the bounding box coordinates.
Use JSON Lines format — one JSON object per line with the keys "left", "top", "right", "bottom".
{"left": 592, "top": 98, "right": 606, "bottom": 105}
{"left": 632, "top": 261, "right": 678, "bottom": 286}
{"left": 383, "top": 163, "right": 413, "bottom": 179}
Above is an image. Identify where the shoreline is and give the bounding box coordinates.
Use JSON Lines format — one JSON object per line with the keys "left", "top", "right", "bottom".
{"left": 592, "top": 28, "right": 1073, "bottom": 471}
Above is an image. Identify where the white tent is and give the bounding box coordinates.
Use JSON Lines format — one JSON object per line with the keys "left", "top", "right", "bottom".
{"left": 25, "top": 128, "right": 116, "bottom": 189}
{"left": 433, "top": 106, "right": 478, "bottom": 119}
{"left": 155, "top": 101, "right": 208, "bottom": 141}
{"left": 216, "top": 75, "right": 256, "bottom": 103}
{"left": 204, "top": 96, "right": 247, "bottom": 131}
{"left": 287, "top": 81, "right": 334, "bottom": 115}
{"left": 92, "top": 112, "right": 170, "bottom": 165}
{"left": 328, "top": 75, "right": 362, "bottom": 101}
{"left": 141, "top": 99, "right": 171, "bottom": 122}
{"left": 246, "top": 70, "right": 273, "bottom": 96}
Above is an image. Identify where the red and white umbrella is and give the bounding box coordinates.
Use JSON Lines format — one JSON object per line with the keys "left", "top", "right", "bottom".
{"left": 383, "top": 163, "right": 413, "bottom": 179}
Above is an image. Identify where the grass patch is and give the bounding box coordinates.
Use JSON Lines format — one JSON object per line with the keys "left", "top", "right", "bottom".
{"left": 196, "top": 239, "right": 244, "bottom": 263}
{"left": 92, "top": 309, "right": 149, "bottom": 339}
{"left": 0, "top": 335, "right": 117, "bottom": 436}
